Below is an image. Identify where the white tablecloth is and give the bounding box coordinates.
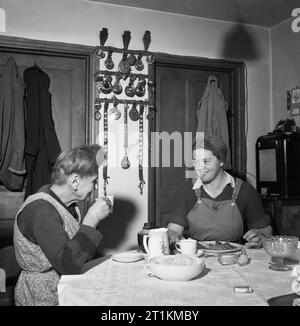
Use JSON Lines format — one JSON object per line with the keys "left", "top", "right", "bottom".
{"left": 57, "top": 249, "right": 298, "bottom": 306}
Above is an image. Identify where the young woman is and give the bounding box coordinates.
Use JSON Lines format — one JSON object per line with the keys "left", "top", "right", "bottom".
{"left": 167, "top": 136, "right": 272, "bottom": 248}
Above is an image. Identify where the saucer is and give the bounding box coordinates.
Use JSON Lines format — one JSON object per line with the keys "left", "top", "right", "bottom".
{"left": 193, "top": 249, "right": 204, "bottom": 258}
{"left": 173, "top": 249, "right": 204, "bottom": 257}
{"left": 111, "top": 251, "right": 144, "bottom": 263}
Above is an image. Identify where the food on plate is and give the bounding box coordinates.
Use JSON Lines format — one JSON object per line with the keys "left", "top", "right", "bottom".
{"left": 151, "top": 255, "right": 197, "bottom": 266}
{"left": 199, "top": 240, "right": 237, "bottom": 250}
{"left": 146, "top": 255, "right": 206, "bottom": 281}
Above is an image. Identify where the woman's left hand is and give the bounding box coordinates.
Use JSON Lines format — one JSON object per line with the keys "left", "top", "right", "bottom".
{"left": 243, "top": 229, "right": 263, "bottom": 248}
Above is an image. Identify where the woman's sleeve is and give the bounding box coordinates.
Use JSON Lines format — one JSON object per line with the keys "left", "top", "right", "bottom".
{"left": 22, "top": 200, "right": 102, "bottom": 275}
{"left": 167, "top": 180, "right": 195, "bottom": 229}
{"left": 241, "top": 182, "right": 271, "bottom": 230}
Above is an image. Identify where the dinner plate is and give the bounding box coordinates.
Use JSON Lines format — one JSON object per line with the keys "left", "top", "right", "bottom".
{"left": 197, "top": 241, "right": 242, "bottom": 255}
{"left": 111, "top": 251, "right": 144, "bottom": 263}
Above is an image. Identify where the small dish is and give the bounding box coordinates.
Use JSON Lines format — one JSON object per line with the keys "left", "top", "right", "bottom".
{"left": 218, "top": 252, "right": 240, "bottom": 265}
{"left": 286, "top": 242, "right": 300, "bottom": 262}
{"left": 111, "top": 251, "right": 144, "bottom": 263}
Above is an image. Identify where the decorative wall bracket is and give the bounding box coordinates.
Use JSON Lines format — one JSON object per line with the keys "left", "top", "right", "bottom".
{"left": 93, "top": 28, "right": 155, "bottom": 195}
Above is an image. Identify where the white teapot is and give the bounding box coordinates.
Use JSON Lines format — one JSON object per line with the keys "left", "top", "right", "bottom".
{"left": 143, "top": 227, "right": 170, "bottom": 259}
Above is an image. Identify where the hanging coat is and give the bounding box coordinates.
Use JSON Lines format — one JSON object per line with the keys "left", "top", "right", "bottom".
{"left": 23, "top": 64, "right": 61, "bottom": 199}
{"left": 196, "top": 75, "right": 231, "bottom": 170}
{"left": 0, "top": 57, "right": 26, "bottom": 190}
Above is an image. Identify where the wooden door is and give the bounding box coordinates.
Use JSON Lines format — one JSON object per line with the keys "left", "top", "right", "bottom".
{"left": 155, "top": 66, "right": 230, "bottom": 226}
{"left": 148, "top": 55, "right": 246, "bottom": 227}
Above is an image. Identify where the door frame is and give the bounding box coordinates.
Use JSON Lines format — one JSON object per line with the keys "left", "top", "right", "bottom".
{"left": 148, "top": 53, "right": 246, "bottom": 225}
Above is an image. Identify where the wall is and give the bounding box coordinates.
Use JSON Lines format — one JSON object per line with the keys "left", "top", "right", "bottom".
{"left": 0, "top": 0, "right": 272, "bottom": 253}
{"left": 271, "top": 17, "right": 300, "bottom": 127}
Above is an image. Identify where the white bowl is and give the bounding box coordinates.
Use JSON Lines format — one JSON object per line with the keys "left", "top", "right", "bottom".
{"left": 145, "top": 254, "right": 206, "bottom": 281}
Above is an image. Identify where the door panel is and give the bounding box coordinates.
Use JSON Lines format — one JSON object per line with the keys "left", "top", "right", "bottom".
{"left": 155, "top": 65, "right": 231, "bottom": 226}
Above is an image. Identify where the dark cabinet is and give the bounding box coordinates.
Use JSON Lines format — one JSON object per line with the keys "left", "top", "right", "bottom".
{"left": 262, "top": 196, "right": 300, "bottom": 237}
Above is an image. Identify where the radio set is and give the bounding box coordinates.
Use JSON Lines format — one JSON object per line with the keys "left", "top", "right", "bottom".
{"left": 256, "top": 131, "right": 300, "bottom": 198}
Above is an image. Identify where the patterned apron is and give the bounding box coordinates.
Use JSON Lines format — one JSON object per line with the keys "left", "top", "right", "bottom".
{"left": 13, "top": 193, "right": 80, "bottom": 306}
{"left": 187, "top": 178, "right": 244, "bottom": 241}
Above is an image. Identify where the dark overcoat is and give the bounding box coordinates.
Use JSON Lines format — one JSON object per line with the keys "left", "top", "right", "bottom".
{"left": 23, "top": 65, "right": 61, "bottom": 199}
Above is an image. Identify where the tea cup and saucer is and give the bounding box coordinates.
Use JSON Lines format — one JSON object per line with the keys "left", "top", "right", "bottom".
{"left": 175, "top": 238, "right": 203, "bottom": 257}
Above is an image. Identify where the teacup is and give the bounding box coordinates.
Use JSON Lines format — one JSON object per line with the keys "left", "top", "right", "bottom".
{"left": 106, "top": 195, "right": 114, "bottom": 213}
{"left": 175, "top": 238, "right": 197, "bottom": 256}
{"left": 101, "top": 195, "right": 114, "bottom": 213}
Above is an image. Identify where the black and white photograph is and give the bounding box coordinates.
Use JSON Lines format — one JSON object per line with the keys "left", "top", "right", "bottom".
{"left": 0, "top": 0, "right": 300, "bottom": 311}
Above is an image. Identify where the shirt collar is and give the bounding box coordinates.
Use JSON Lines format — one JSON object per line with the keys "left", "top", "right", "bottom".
{"left": 48, "top": 187, "right": 79, "bottom": 220}
{"left": 192, "top": 171, "right": 235, "bottom": 190}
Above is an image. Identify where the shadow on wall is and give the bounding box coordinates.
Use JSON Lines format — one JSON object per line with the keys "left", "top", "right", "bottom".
{"left": 221, "top": 23, "right": 261, "bottom": 61}
{"left": 97, "top": 197, "right": 137, "bottom": 251}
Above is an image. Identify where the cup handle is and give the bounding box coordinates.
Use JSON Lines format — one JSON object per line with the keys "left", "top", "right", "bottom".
{"left": 175, "top": 242, "right": 181, "bottom": 253}
{"left": 144, "top": 264, "right": 154, "bottom": 277}
{"left": 143, "top": 235, "right": 150, "bottom": 254}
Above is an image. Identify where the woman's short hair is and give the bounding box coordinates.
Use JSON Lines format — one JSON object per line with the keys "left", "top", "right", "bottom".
{"left": 192, "top": 135, "right": 227, "bottom": 164}
{"left": 51, "top": 144, "right": 104, "bottom": 185}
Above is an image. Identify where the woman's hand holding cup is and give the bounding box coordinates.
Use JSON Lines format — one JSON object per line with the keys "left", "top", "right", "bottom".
{"left": 103, "top": 195, "right": 114, "bottom": 213}
{"left": 83, "top": 197, "right": 111, "bottom": 228}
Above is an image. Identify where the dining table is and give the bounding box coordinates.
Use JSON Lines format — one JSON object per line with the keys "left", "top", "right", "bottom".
{"left": 57, "top": 248, "right": 300, "bottom": 306}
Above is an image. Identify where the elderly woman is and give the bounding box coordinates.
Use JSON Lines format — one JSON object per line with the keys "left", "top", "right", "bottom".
{"left": 14, "top": 144, "right": 110, "bottom": 306}
{"left": 167, "top": 135, "right": 273, "bottom": 248}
